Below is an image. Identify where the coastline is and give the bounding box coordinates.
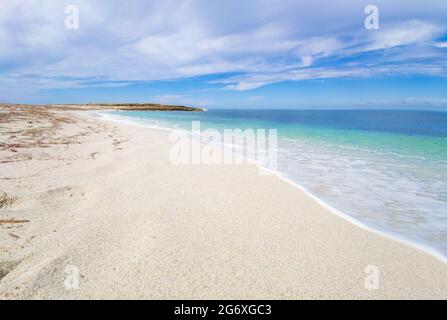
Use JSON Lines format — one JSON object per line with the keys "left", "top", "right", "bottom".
{"left": 1, "top": 106, "right": 447, "bottom": 299}
{"left": 102, "top": 111, "right": 447, "bottom": 264}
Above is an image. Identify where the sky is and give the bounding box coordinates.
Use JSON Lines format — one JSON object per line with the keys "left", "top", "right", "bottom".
{"left": 1, "top": 0, "right": 447, "bottom": 109}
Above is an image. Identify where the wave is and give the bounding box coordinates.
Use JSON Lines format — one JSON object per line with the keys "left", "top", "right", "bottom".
{"left": 99, "top": 110, "right": 447, "bottom": 263}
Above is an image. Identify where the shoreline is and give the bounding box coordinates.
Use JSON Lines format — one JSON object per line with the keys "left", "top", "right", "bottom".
{"left": 100, "top": 111, "right": 447, "bottom": 264}
{"left": 1, "top": 105, "right": 447, "bottom": 299}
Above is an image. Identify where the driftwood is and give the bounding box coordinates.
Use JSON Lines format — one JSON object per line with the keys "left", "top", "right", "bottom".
{"left": 0, "top": 219, "right": 29, "bottom": 224}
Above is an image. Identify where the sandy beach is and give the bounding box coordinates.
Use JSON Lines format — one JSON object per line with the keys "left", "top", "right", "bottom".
{"left": 0, "top": 104, "right": 446, "bottom": 299}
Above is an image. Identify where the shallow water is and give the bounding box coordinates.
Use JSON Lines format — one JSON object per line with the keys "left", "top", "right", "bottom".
{"left": 104, "top": 109, "right": 447, "bottom": 257}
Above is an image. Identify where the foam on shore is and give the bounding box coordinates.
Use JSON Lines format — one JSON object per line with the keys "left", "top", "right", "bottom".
{"left": 100, "top": 110, "right": 447, "bottom": 264}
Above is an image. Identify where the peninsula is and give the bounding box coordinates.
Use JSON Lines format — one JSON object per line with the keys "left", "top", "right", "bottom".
{"left": 52, "top": 103, "right": 205, "bottom": 112}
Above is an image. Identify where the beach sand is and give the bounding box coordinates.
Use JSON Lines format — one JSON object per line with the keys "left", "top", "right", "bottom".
{"left": 1, "top": 104, "right": 446, "bottom": 299}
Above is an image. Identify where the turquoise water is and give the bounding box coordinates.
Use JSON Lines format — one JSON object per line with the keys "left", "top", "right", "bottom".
{"left": 104, "top": 109, "right": 447, "bottom": 257}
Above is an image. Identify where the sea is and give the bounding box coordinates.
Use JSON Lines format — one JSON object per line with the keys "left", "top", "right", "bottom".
{"left": 102, "top": 109, "right": 447, "bottom": 260}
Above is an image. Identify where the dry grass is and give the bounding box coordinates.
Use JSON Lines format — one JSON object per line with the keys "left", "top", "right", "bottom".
{"left": 0, "top": 104, "right": 85, "bottom": 163}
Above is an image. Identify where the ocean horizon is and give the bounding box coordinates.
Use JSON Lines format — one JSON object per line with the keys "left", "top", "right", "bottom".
{"left": 105, "top": 108, "right": 447, "bottom": 258}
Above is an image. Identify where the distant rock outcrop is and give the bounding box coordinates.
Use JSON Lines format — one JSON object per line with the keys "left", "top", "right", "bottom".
{"left": 55, "top": 103, "right": 205, "bottom": 112}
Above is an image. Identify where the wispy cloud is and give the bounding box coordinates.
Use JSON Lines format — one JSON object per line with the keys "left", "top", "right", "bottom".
{"left": 216, "top": 20, "right": 447, "bottom": 90}
{"left": 0, "top": 0, "right": 446, "bottom": 98}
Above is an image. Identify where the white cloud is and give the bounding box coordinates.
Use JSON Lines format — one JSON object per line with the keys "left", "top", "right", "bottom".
{"left": 0, "top": 0, "right": 446, "bottom": 96}
{"left": 296, "top": 37, "right": 343, "bottom": 58}
{"left": 362, "top": 20, "right": 444, "bottom": 52}
{"left": 217, "top": 63, "right": 447, "bottom": 91}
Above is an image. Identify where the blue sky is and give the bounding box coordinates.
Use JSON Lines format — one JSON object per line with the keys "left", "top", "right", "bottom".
{"left": 1, "top": 0, "right": 447, "bottom": 109}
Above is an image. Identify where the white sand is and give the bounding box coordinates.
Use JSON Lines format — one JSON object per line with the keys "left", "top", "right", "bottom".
{"left": 1, "top": 106, "right": 446, "bottom": 299}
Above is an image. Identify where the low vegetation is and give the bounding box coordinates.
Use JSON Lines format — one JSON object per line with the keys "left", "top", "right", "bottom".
{"left": 59, "top": 103, "right": 205, "bottom": 112}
